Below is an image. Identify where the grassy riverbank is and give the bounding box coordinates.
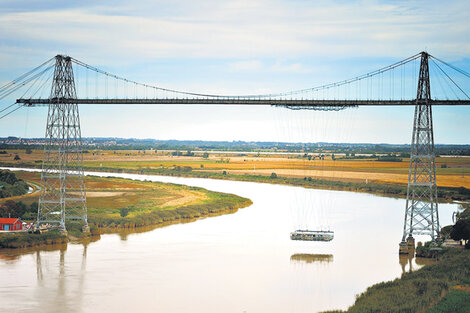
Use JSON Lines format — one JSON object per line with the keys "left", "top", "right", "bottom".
{"left": 323, "top": 249, "right": 470, "bottom": 313}
{"left": 0, "top": 231, "right": 68, "bottom": 249}
{"left": 0, "top": 171, "right": 252, "bottom": 249}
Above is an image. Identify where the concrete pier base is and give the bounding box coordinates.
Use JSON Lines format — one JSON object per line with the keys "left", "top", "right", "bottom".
{"left": 406, "top": 236, "right": 415, "bottom": 249}
{"left": 399, "top": 241, "right": 409, "bottom": 254}
{"left": 399, "top": 236, "right": 416, "bottom": 254}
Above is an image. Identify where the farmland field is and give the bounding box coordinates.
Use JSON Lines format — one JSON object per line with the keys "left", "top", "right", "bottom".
{"left": 2, "top": 149, "right": 469, "bottom": 188}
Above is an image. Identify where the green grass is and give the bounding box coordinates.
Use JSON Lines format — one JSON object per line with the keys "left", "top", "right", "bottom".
{"left": 0, "top": 230, "right": 67, "bottom": 248}
{"left": 89, "top": 189, "right": 252, "bottom": 229}
{"left": 76, "top": 175, "right": 253, "bottom": 229}
{"left": 426, "top": 289, "right": 470, "bottom": 313}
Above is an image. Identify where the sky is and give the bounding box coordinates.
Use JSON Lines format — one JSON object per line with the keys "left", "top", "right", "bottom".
{"left": 0, "top": 0, "right": 469, "bottom": 144}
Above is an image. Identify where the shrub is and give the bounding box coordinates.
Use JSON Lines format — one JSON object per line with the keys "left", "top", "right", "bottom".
{"left": 120, "top": 208, "right": 129, "bottom": 217}
{"left": 450, "top": 219, "right": 470, "bottom": 248}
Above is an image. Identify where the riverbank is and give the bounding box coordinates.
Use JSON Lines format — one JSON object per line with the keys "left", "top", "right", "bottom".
{"left": 0, "top": 171, "right": 252, "bottom": 249}
{"left": 0, "top": 231, "right": 68, "bottom": 249}
{"left": 323, "top": 248, "right": 470, "bottom": 313}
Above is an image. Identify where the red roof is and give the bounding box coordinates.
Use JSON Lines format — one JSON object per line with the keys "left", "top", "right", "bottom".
{"left": 0, "top": 218, "right": 21, "bottom": 224}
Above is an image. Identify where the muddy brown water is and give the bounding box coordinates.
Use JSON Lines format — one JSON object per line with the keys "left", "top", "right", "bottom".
{"left": 0, "top": 169, "right": 458, "bottom": 313}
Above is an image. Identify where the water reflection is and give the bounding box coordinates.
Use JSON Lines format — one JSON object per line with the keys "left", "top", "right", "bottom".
{"left": 36, "top": 250, "right": 43, "bottom": 282}
{"left": 32, "top": 243, "right": 89, "bottom": 313}
{"left": 290, "top": 253, "right": 334, "bottom": 264}
{"left": 119, "top": 232, "right": 129, "bottom": 241}
{"left": 399, "top": 254, "right": 414, "bottom": 274}
{"left": 0, "top": 243, "right": 68, "bottom": 262}
{"left": 399, "top": 254, "right": 436, "bottom": 274}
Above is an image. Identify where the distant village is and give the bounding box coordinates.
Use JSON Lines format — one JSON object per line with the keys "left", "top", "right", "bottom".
{"left": 1, "top": 136, "right": 469, "bottom": 155}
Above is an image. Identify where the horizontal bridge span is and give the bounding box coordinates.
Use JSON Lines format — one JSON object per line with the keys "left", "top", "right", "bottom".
{"left": 16, "top": 98, "right": 470, "bottom": 107}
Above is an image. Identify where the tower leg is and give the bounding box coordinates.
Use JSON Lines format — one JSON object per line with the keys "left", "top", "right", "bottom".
{"left": 37, "top": 55, "right": 88, "bottom": 232}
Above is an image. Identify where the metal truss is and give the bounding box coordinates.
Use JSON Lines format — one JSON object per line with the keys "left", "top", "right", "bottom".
{"left": 37, "top": 55, "right": 88, "bottom": 231}
{"left": 402, "top": 52, "right": 440, "bottom": 242}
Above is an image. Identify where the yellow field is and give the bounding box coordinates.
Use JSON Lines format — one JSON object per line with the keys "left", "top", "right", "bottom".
{"left": 3, "top": 149, "right": 469, "bottom": 188}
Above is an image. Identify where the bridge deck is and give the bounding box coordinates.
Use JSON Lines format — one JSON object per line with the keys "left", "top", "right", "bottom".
{"left": 16, "top": 98, "right": 470, "bottom": 107}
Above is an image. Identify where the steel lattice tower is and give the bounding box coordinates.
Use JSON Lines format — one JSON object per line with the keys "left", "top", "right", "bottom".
{"left": 37, "top": 55, "right": 88, "bottom": 232}
{"left": 401, "top": 52, "right": 439, "bottom": 247}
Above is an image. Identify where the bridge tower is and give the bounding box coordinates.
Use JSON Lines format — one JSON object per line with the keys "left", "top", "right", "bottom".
{"left": 400, "top": 52, "right": 439, "bottom": 253}
{"left": 37, "top": 55, "right": 89, "bottom": 233}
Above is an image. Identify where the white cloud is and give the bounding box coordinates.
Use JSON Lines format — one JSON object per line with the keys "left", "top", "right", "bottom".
{"left": 0, "top": 0, "right": 469, "bottom": 66}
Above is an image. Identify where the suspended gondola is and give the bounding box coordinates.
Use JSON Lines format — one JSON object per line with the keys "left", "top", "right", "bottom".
{"left": 290, "top": 229, "right": 334, "bottom": 241}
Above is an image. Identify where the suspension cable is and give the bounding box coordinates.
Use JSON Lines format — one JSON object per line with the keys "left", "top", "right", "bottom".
{"left": 69, "top": 53, "right": 422, "bottom": 99}
{"left": 430, "top": 55, "right": 470, "bottom": 79}
{"left": 431, "top": 58, "right": 470, "bottom": 99}
{"left": 0, "top": 57, "right": 54, "bottom": 92}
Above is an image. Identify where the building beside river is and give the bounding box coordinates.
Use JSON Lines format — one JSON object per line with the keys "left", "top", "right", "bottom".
{"left": 0, "top": 218, "right": 23, "bottom": 231}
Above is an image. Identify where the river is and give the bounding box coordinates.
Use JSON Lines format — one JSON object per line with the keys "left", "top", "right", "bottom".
{"left": 0, "top": 169, "right": 458, "bottom": 313}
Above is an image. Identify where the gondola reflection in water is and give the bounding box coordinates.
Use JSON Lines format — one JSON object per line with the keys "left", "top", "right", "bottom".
{"left": 290, "top": 230, "right": 334, "bottom": 241}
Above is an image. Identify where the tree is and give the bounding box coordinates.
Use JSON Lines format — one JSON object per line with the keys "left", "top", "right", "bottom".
{"left": 0, "top": 204, "right": 9, "bottom": 217}
{"left": 0, "top": 200, "right": 26, "bottom": 218}
{"left": 0, "top": 170, "right": 19, "bottom": 184}
{"left": 450, "top": 219, "right": 470, "bottom": 249}
{"left": 29, "top": 202, "right": 39, "bottom": 212}
{"left": 120, "top": 208, "right": 129, "bottom": 217}
{"left": 22, "top": 201, "right": 39, "bottom": 220}
{"left": 202, "top": 152, "right": 209, "bottom": 159}
{"left": 270, "top": 172, "right": 278, "bottom": 179}
{"left": 13, "top": 154, "right": 21, "bottom": 161}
